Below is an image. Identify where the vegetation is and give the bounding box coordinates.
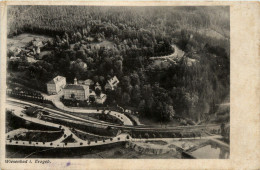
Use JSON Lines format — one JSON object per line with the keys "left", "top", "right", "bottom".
{"left": 6, "top": 110, "right": 59, "bottom": 131}
{"left": 130, "top": 130, "right": 203, "bottom": 139}
{"left": 71, "top": 129, "right": 110, "bottom": 141}
{"left": 7, "top": 6, "right": 230, "bottom": 123}
{"left": 10, "top": 131, "right": 63, "bottom": 142}
{"left": 92, "top": 112, "right": 124, "bottom": 125}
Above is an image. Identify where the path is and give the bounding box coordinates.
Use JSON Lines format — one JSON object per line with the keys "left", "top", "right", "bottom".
{"left": 42, "top": 92, "right": 134, "bottom": 126}
{"left": 149, "top": 45, "right": 185, "bottom": 61}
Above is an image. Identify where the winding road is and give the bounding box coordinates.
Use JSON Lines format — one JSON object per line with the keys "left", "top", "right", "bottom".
{"left": 149, "top": 45, "right": 185, "bottom": 61}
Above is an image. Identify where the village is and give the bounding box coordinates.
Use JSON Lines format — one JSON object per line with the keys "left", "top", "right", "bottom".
{"left": 8, "top": 35, "right": 51, "bottom": 63}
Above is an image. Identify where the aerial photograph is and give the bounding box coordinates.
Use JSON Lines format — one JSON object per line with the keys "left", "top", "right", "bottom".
{"left": 6, "top": 6, "right": 230, "bottom": 159}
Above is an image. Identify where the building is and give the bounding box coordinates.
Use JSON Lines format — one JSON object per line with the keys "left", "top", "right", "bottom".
{"left": 63, "top": 78, "right": 89, "bottom": 101}
{"left": 95, "top": 93, "right": 107, "bottom": 104}
{"left": 32, "top": 39, "right": 43, "bottom": 47}
{"left": 88, "top": 90, "right": 106, "bottom": 104}
{"left": 47, "top": 76, "right": 66, "bottom": 95}
{"left": 26, "top": 56, "right": 37, "bottom": 63}
{"left": 9, "top": 56, "right": 21, "bottom": 61}
{"left": 78, "top": 79, "right": 94, "bottom": 86}
{"left": 36, "top": 46, "right": 41, "bottom": 54}
{"left": 104, "top": 76, "right": 119, "bottom": 91}
{"left": 95, "top": 82, "right": 101, "bottom": 90}
{"left": 9, "top": 47, "right": 22, "bottom": 56}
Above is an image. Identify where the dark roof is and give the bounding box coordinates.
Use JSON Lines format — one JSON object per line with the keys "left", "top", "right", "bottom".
{"left": 64, "top": 84, "right": 85, "bottom": 90}
{"left": 48, "top": 80, "right": 55, "bottom": 84}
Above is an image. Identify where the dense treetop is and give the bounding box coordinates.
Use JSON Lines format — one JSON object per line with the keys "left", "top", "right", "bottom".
{"left": 7, "top": 6, "right": 230, "bottom": 123}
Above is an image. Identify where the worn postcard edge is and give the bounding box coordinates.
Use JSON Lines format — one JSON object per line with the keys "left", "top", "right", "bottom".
{"left": 0, "top": 1, "right": 259, "bottom": 170}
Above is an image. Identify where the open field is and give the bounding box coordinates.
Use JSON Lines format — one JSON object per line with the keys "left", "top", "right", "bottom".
{"left": 90, "top": 40, "right": 115, "bottom": 49}
{"left": 7, "top": 33, "right": 52, "bottom": 50}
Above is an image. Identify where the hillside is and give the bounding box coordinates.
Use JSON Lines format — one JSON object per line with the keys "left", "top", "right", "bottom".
{"left": 7, "top": 6, "right": 230, "bottom": 123}
{"left": 8, "top": 6, "right": 229, "bottom": 37}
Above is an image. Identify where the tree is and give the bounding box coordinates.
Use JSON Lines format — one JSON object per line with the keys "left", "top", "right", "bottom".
{"left": 130, "top": 72, "right": 140, "bottom": 86}
{"left": 114, "top": 60, "right": 123, "bottom": 75}
{"left": 93, "top": 75, "right": 99, "bottom": 83}
{"left": 95, "top": 88, "right": 101, "bottom": 97}
{"left": 131, "top": 85, "right": 141, "bottom": 105}
{"left": 70, "top": 59, "right": 87, "bottom": 78}
{"left": 56, "top": 35, "right": 61, "bottom": 43}
{"left": 142, "top": 84, "right": 153, "bottom": 100}
{"left": 163, "top": 104, "right": 175, "bottom": 121}
{"left": 121, "top": 76, "right": 131, "bottom": 91}
{"left": 76, "top": 32, "right": 82, "bottom": 42}
{"left": 122, "top": 92, "right": 131, "bottom": 106}
{"left": 7, "top": 50, "right": 15, "bottom": 57}
{"left": 85, "top": 57, "right": 94, "bottom": 66}
{"left": 58, "top": 55, "right": 70, "bottom": 73}
{"left": 138, "top": 100, "right": 145, "bottom": 112}
{"left": 125, "top": 85, "right": 133, "bottom": 94}
{"left": 99, "top": 76, "right": 105, "bottom": 86}
{"left": 184, "top": 92, "right": 199, "bottom": 118}
{"left": 76, "top": 50, "right": 85, "bottom": 60}
{"left": 115, "top": 87, "right": 122, "bottom": 103}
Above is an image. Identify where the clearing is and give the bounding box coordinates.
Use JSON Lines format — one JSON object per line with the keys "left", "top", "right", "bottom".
{"left": 8, "top": 33, "right": 52, "bottom": 50}
{"left": 90, "top": 40, "right": 115, "bottom": 49}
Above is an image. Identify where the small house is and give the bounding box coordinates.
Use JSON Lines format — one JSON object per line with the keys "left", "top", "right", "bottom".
{"left": 104, "top": 76, "right": 119, "bottom": 91}
{"left": 95, "top": 93, "right": 107, "bottom": 104}
{"left": 95, "top": 82, "right": 102, "bottom": 90}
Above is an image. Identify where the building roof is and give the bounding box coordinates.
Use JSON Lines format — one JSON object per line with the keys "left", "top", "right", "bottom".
{"left": 47, "top": 76, "right": 66, "bottom": 85}
{"left": 64, "top": 84, "right": 89, "bottom": 91}
{"left": 96, "top": 93, "right": 106, "bottom": 99}
{"left": 78, "top": 79, "right": 94, "bottom": 85}
{"left": 108, "top": 76, "right": 119, "bottom": 87}
{"left": 84, "top": 79, "right": 94, "bottom": 85}
{"left": 78, "top": 80, "right": 85, "bottom": 84}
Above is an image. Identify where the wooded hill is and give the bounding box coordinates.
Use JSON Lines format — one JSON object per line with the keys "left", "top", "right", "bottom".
{"left": 7, "top": 6, "right": 230, "bottom": 123}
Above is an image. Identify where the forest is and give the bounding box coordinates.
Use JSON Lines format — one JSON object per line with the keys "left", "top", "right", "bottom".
{"left": 7, "top": 6, "right": 230, "bottom": 123}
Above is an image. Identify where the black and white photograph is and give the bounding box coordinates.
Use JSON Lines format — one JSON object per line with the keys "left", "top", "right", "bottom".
{"left": 5, "top": 5, "right": 230, "bottom": 159}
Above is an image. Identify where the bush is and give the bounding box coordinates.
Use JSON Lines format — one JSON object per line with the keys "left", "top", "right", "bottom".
{"left": 114, "top": 150, "right": 124, "bottom": 156}
{"left": 144, "top": 133, "right": 149, "bottom": 139}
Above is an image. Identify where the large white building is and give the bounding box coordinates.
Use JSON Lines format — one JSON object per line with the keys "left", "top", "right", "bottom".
{"left": 63, "top": 78, "right": 89, "bottom": 101}
{"left": 47, "top": 76, "right": 66, "bottom": 95}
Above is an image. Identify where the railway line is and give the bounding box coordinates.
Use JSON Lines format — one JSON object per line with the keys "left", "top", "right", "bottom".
{"left": 6, "top": 98, "right": 224, "bottom": 153}
{"left": 6, "top": 98, "right": 221, "bottom": 132}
